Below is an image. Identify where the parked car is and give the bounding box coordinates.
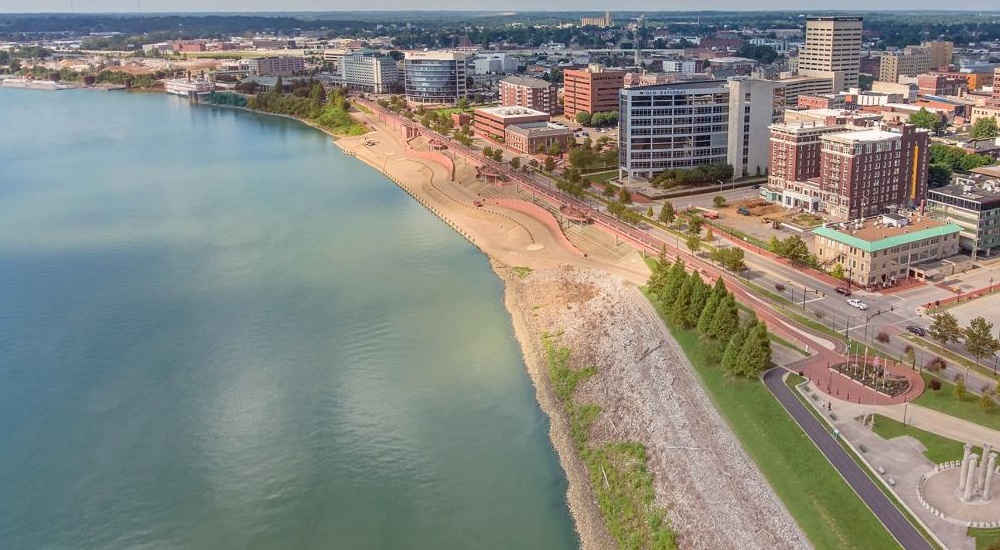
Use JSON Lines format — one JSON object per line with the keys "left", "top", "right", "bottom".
{"left": 847, "top": 298, "right": 868, "bottom": 310}
{"left": 750, "top": 184, "right": 761, "bottom": 189}
{"left": 906, "top": 325, "right": 926, "bottom": 336}
{"left": 834, "top": 286, "right": 851, "bottom": 296}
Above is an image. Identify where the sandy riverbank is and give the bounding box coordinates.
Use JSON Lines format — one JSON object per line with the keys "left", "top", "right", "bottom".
{"left": 296, "top": 106, "right": 807, "bottom": 549}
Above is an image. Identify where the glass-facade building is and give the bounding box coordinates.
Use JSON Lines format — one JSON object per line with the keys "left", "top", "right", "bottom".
{"left": 403, "top": 52, "right": 470, "bottom": 104}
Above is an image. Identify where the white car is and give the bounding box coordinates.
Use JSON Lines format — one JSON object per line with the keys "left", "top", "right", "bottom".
{"left": 847, "top": 298, "right": 868, "bottom": 310}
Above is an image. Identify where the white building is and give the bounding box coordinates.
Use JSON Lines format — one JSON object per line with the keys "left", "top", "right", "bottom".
{"left": 341, "top": 52, "right": 398, "bottom": 94}
{"left": 472, "top": 53, "right": 519, "bottom": 75}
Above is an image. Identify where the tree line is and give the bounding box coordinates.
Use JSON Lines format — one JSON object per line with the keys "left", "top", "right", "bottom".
{"left": 927, "top": 312, "right": 1000, "bottom": 368}
{"left": 647, "top": 251, "right": 771, "bottom": 379}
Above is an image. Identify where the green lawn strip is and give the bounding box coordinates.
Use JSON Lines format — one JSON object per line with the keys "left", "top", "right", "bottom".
{"left": 352, "top": 102, "right": 371, "bottom": 115}
{"left": 542, "top": 334, "right": 676, "bottom": 550}
{"left": 968, "top": 527, "right": 1000, "bottom": 549}
{"left": 582, "top": 169, "right": 620, "bottom": 183}
{"left": 900, "top": 333, "right": 993, "bottom": 379}
{"left": 871, "top": 414, "right": 967, "bottom": 464}
{"left": 642, "top": 290, "right": 899, "bottom": 550}
{"left": 915, "top": 373, "right": 1000, "bottom": 431}
{"left": 785, "top": 377, "right": 941, "bottom": 550}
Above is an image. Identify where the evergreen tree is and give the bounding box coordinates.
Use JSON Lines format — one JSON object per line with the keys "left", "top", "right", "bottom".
{"left": 709, "top": 294, "right": 740, "bottom": 340}
{"left": 658, "top": 201, "right": 676, "bottom": 225}
{"left": 735, "top": 322, "right": 772, "bottom": 378}
{"left": 721, "top": 330, "right": 746, "bottom": 375}
{"left": 670, "top": 273, "right": 695, "bottom": 327}
{"left": 698, "top": 291, "right": 722, "bottom": 336}
{"left": 662, "top": 259, "right": 687, "bottom": 306}
{"left": 686, "top": 273, "right": 709, "bottom": 327}
{"left": 647, "top": 247, "right": 672, "bottom": 297}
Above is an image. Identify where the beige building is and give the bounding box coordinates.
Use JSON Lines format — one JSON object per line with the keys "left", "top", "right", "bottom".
{"left": 813, "top": 214, "right": 961, "bottom": 287}
{"left": 879, "top": 47, "right": 932, "bottom": 83}
{"left": 924, "top": 40, "right": 954, "bottom": 70}
{"left": 798, "top": 16, "right": 863, "bottom": 91}
{"left": 970, "top": 105, "right": 1000, "bottom": 126}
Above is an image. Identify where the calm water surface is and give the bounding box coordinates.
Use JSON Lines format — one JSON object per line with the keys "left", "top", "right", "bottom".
{"left": 0, "top": 89, "right": 577, "bottom": 550}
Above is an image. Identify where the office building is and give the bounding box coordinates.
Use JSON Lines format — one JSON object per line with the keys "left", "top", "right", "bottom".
{"left": 563, "top": 65, "right": 626, "bottom": 119}
{"left": 403, "top": 51, "right": 471, "bottom": 104}
{"left": 499, "top": 76, "right": 559, "bottom": 115}
{"left": 472, "top": 106, "right": 550, "bottom": 141}
{"left": 617, "top": 78, "right": 781, "bottom": 182}
{"left": 244, "top": 56, "right": 305, "bottom": 77}
{"left": 777, "top": 75, "right": 835, "bottom": 105}
{"left": 798, "top": 16, "right": 863, "bottom": 92}
{"left": 813, "top": 215, "right": 962, "bottom": 287}
{"left": 879, "top": 47, "right": 932, "bottom": 83}
{"left": 581, "top": 11, "right": 612, "bottom": 27}
{"left": 473, "top": 53, "right": 519, "bottom": 75}
{"left": 924, "top": 41, "right": 954, "bottom": 70}
{"left": 341, "top": 52, "right": 398, "bottom": 94}
{"left": 765, "top": 121, "right": 848, "bottom": 210}
{"left": 505, "top": 122, "right": 574, "bottom": 154}
{"left": 928, "top": 173, "right": 1000, "bottom": 258}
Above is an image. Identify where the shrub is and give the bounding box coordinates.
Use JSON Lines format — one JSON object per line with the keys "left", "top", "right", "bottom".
{"left": 927, "top": 357, "right": 946, "bottom": 372}
{"left": 876, "top": 332, "right": 890, "bottom": 344}
{"left": 929, "top": 378, "right": 942, "bottom": 391}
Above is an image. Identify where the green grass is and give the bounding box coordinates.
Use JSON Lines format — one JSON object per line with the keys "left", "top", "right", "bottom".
{"left": 353, "top": 102, "right": 371, "bottom": 115}
{"left": 313, "top": 104, "right": 367, "bottom": 136}
{"left": 542, "top": 334, "right": 676, "bottom": 550}
{"left": 583, "top": 169, "right": 620, "bottom": 183}
{"left": 643, "top": 289, "right": 900, "bottom": 550}
{"left": 513, "top": 266, "right": 533, "bottom": 279}
{"left": 871, "top": 414, "right": 968, "bottom": 463}
{"left": 915, "top": 373, "right": 1000, "bottom": 431}
{"left": 969, "top": 527, "right": 1000, "bottom": 549}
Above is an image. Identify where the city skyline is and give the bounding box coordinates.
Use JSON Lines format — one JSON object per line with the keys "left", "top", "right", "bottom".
{"left": 4, "top": 1, "right": 1000, "bottom": 13}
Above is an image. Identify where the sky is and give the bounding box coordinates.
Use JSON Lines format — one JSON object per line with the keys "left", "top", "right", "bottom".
{"left": 3, "top": 1, "right": 1000, "bottom": 13}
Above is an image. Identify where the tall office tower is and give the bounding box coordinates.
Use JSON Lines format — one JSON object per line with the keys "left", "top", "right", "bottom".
{"left": 797, "top": 16, "right": 863, "bottom": 92}
{"left": 923, "top": 40, "right": 954, "bottom": 70}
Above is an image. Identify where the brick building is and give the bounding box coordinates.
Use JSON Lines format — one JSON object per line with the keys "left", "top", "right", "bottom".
{"left": 499, "top": 76, "right": 560, "bottom": 115}
{"left": 472, "top": 106, "right": 550, "bottom": 142}
{"left": 916, "top": 74, "right": 968, "bottom": 97}
{"left": 504, "top": 122, "right": 574, "bottom": 154}
{"left": 563, "top": 65, "right": 626, "bottom": 119}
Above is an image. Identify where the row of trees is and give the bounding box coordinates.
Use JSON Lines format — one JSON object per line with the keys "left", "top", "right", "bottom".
{"left": 927, "top": 312, "right": 1000, "bottom": 367}
{"left": 767, "top": 234, "right": 811, "bottom": 264}
{"left": 647, "top": 253, "right": 771, "bottom": 378}
{"left": 247, "top": 79, "right": 364, "bottom": 135}
{"left": 650, "top": 163, "right": 735, "bottom": 189}
{"left": 928, "top": 144, "right": 996, "bottom": 187}
{"left": 574, "top": 110, "right": 619, "bottom": 128}
{"left": 567, "top": 137, "right": 618, "bottom": 172}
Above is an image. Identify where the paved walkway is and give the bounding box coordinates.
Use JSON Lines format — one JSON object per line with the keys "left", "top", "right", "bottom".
{"left": 764, "top": 368, "right": 935, "bottom": 550}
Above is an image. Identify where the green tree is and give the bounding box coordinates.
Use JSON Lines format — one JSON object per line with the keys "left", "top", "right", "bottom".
{"left": 509, "top": 156, "right": 521, "bottom": 170}
{"left": 686, "top": 235, "right": 702, "bottom": 255}
{"left": 981, "top": 393, "right": 996, "bottom": 413}
{"left": 954, "top": 377, "right": 967, "bottom": 401}
{"left": 709, "top": 294, "right": 740, "bottom": 341}
{"left": 575, "top": 111, "right": 592, "bottom": 126}
{"left": 697, "top": 279, "right": 726, "bottom": 336}
{"left": 831, "top": 264, "right": 845, "bottom": 280}
{"left": 928, "top": 312, "right": 963, "bottom": 348}
{"left": 928, "top": 164, "right": 952, "bottom": 187}
{"left": 647, "top": 247, "right": 672, "bottom": 297}
{"left": 618, "top": 186, "right": 632, "bottom": 204}
{"left": 662, "top": 258, "right": 687, "bottom": 306}
{"left": 687, "top": 216, "right": 704, "bottom": 235}
{"left": 734, "top": 322, "right": 772, "bottom": 378}
{"left": 712, "top": 195, "right": 727, "bottom": 207}
{"left": 685, "top": 273, "right": 709, "bottom": 327}
{"left": 658, "top": 201, "right": 675, "bottom": 225}
{"left": 908, "top": 107, "right": 945, "bottom": 134}
{"left": 965, "top": 316, "right": 1000, "bottom": 367}
{"left": 721, "top": 328, "right": 747, "bottom": 375}
{"left": 970, "top": 117, "right": 1000, "bottom": 140}
{"left": 544, "top": 156, "right": 556, "bottom": 172}
{"left": 711, "top": 247, "right": 746, "bottom": 273}
{"left": 670, "top": 273, "right": 695, "bottom": 327}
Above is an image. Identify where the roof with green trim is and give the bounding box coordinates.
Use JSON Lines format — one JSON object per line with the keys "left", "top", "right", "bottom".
{"left": 812, "top": 222, "right": 962, "bottom": 253}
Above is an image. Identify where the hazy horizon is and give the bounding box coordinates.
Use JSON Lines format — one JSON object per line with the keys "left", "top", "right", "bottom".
{"left": 3, "top": 2, "right": 1000, "bottom": 15}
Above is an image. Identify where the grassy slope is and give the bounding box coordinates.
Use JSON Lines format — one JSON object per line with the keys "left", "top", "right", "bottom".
{"left": 644, "top": 290, "right": 899, "bottom": 550}
{"left": 872, "top": 414, "right": 968, "bottom": 464}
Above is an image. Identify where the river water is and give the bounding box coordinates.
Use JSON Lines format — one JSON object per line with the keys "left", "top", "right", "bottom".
{"left": 0, "top": 89, "right": 577, "bottom": 550}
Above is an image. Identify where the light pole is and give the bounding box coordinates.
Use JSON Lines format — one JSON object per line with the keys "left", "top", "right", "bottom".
{"left": 717, "top": 179, "right": 724, "bottom": 193}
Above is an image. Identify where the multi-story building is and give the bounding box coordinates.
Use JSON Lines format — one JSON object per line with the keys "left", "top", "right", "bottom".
{"left": 777, "top": 75, "right": 835, "bottom": 105}
{"left": 796, "top": 93, "right": 846, "bottom": 110}
{"left": 617, "top": 78, "right": 781, "bottom": 182}
{"left": 764, "top": 122, "right": 930, "bottom": 219}
{"left": 727, "top": 78, "right": 785, "bottom": 177}
{"left": 797, "top": 16, "right": 863, "bottom": 92}
{"left": 472, "top": 106, "right": 550, "bottom": 141}
{"left": 563, "top": 65, "right": 626, "bottom": 119}
{"left": 499, "top": 76, "right": 559, "bottom": 115}
{"left": 340, "top": 52, "right": 398, "bottom": 94}
{"left": 916, "top": 74, "right": 968, "bottom": 97}
{"left": 505, "top": 122, "right": 574, "bottom": 154}
{"left": 927, "top": 173, "right": 1000, "bottom": 258}
{"left": 924, "top": 41, "right": 954, "bottom": 71}
{"left": 580, "top": 11, "right": 612, "bottom": 27}
{"left": 879, "top": 47, "right": 932, "bottom": 84}
{"left": 970, "top": 105, "right": 1000, "bottom": 126}
{"left": 244, "top": 56, "right": 305, "bottom": 77}
{"left": 403, "top": 51, "right": 471, "bottom": 104}
{"left": 473, "top": 53, "right": 520, "bottom": 75}
{"left": 813, "top": 215, "right": 962, "bottom": 287}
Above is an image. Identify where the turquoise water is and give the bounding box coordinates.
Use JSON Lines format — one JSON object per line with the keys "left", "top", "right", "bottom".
{"left": 0, "top": 89, "right": 577, "bottom": 550}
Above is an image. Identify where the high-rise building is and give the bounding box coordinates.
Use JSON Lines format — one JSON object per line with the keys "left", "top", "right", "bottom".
{"left": 878, "top": 47, "right": 932, "bottom": 83}
{"left": 563, "top": 65, "right": 626, "bottom": 120}
{"left": 581, "top": 11, "right": 612, "bottom": 27}
{"left": 617, "top": 78, "right": 781, "bottom": 182}
{"left": 923, "top": 40, "right": 954, "bottom": 70}
{"left": 341, "top": 52, "right": 398, "bottom": 94}
{"left": 244, "top": 56, "right": 305, "bottom": 77}
{"left": 403, "top": 51, "right": 471, "bottom": 104}
{"left": 499, "top": 76, "right": 560, "bottom": 115}
{"left": 764, "top": 121, "right": 847, "bottom": 211}
{"left": 797, "top": 16, "right": 863, "bottom": 92}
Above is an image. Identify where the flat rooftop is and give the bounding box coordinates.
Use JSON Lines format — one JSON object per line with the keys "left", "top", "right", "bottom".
{"left": 813, "top": 215, "right": 961, "bottom": 253}
{"left": 474, "top": 106, "right": 549, "bottom": 118}
{"left": 824, "top": 128, "right": 901, "bottom": 144}
{"left": 507, "top": 121, "right": 572, "bottom": 136}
